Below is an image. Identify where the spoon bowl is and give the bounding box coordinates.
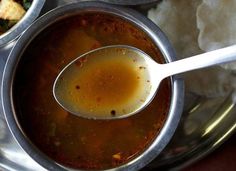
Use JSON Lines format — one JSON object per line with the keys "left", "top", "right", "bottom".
{"left": 53, "top": 44, "right": 236, "bottom": 119}
{"left": 53, "top": 45, "right": 160, "bottom": 119}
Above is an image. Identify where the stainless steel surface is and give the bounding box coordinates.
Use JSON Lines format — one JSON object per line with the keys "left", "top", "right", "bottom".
{"left": 159, "top": 45, "right": 236, "bottom": 77}
{"left": 53, "top": 43, "right": 236, "bottom": 120}
{"left": 0, "top": 1, "right": 235, "bottom": 171}
{"left": 101, "top": 0, "right": 159, "bottom": 5}
{"left": 0, "top": 44, "right": 47, "bottom": 171}
{"left": 0, "top": 0, "right": 45, "bottom": 47}
{"left": 1, "top": 1, "right": 183, "bottom": 171}
{"left": 145, "top": 92, "right": 236, "bottom": 170}
{"left": 56, "top": 0, "right": 159, "bottom": 6}
{"left": 53, "top": 45, "right": 159, "bottom": 120}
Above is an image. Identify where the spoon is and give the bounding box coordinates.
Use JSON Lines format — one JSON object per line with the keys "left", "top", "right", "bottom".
{"left": 53, "top": 44, "right": 236, "bottom": 120}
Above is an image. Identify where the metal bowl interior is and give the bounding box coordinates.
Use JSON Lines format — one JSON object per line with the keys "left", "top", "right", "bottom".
{"left": 1, "top": 1, "right": 184, "bottom": 171}
{"left": 59, "top": 0, "right": 159, "bottom": 6}
{"left": 100, "top": 0, "right": 159, "bottom": 5}
{"left": 0, "top": 0, "right": 45, "bottom": 47}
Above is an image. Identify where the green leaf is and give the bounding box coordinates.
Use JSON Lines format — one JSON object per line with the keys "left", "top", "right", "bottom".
{"left": 0, "top": 19, "right": 10, "bottom": 31}
{"left": 23, "top": 0, "right": 32, "bottom": 10}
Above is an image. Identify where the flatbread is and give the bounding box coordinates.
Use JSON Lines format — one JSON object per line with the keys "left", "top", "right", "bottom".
{"left": 197, "top": 0, "right": 236, "bottom": 70}
{"left": 148, "top": 0, "right": 202, "bottom": 59}
{"left": 147, "top": 0, "right": 233, "bottom": 97}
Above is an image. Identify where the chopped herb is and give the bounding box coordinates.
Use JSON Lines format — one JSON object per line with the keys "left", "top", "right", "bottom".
{"left": 0, "top": 0, "right": 32, "bottom": 35}
{"left": 0, "top": 19, "right": 10, "bottom": 31}
{"left": 0, "top": 19, "right": 18, "bottom": 34}
{"left": 8, "top": 20, "right": 18, "bottom": 27}
{"left": 23, "top": 0, "right": 33, "bottom": 10}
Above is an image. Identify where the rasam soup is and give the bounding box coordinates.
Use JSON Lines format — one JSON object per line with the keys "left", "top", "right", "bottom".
{"left": 13, "top": 13, "right": 171, "bottom": 170}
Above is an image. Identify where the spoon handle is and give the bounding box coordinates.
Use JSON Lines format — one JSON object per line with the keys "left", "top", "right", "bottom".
{"left": 161, "top": 45, "right": 236, "bottom": 77}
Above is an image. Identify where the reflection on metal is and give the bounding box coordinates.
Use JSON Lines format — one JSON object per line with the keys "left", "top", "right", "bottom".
{"left": 144, "top": 92, "right": 236, "bottom": 170}
{"left": 189, "top": 102, "right": 201, "bottom": 114}
{"left": 0, "top": 1, "right": 236, "bottom": 171}
{"left": 1, "top": 148, "right": 47, "bottom": 171}
{"left": 213, "top": 123, "right": 236, "bottom": 147}
{"left": 0, "top": 119, "right": 6, "bottom": 140}
{"left": 203, "top": 102, "right": 235, "bottom": 137}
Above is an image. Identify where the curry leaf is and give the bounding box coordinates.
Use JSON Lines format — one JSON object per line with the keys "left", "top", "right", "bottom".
{"left": 23, "top": 0, "right": 32, "bottom": 10}
{"left": 0, "top": 19, "right": 10, "bottom": 31}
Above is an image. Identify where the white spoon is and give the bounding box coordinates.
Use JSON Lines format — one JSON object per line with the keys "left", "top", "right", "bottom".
{"left": 53, "top": 45, "right": 236, "bottom": 119}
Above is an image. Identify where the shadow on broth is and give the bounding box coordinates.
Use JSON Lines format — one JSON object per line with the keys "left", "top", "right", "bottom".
{"left": 2, "top": 2, "right": 184, "bottom": 171}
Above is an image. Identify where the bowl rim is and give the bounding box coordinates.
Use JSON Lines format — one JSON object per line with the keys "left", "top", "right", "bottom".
{"left": 1, "top": 1, "right": 184, "bottom": 171}
{"left": 0, "top": 0, "right": 45, "bottom": 47}
{"left": 101, "top": 0, "right": 159, "bottom": 5}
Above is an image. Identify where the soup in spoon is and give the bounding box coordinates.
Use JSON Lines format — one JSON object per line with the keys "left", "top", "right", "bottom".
{"left": 54, "top": 46, "right": 152, "bottom": 119}
{"left": 13, "top": 13, "right": 171, "bottom": 170}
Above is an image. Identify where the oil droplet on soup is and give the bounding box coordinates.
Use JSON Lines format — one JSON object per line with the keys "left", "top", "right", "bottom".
{"left": 56, "top": 48, "right": 151, "bottom": 118}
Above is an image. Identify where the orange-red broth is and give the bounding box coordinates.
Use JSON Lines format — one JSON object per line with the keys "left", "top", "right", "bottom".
{"left": 13, "top": 13, "right": 171, "bottom": 170}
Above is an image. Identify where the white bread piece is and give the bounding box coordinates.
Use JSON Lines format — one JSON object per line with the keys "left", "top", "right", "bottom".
{"left": 0, "top": 0, "right": 26, "bottom": 20}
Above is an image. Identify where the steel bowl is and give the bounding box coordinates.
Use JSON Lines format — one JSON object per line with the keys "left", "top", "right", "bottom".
{"left": 0, "top": 0, "right": 45, "bottom": 47}
{"left": 1, "top": 1, "right": 184, "bottom": 171}
{"left": 58, "top": 0, "right": 159, "bottom": 6}
{"left": 100, "top": 0, "right": 159, "bottom": 5}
